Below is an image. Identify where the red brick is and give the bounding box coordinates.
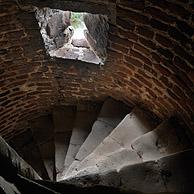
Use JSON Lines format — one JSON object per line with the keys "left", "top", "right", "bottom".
{"left": 123, "top": 62, "right": 136, "bottom": 71}
{"left": 150, "top": 18, "right": 169, "bottom": 31}
{"left": 110, "top": 42, "right": 129, "bottom": 54}
{"left": 160, "top": 76, "right": 173, "bottom": 88}
{"left": 174, "top": 45, "right": 194, "bottom": 66}
{"left": 109, "top": 33, "right": 132, "bottom": 48}
{"left": 155, "top": 64, "right": 171, "bottom": 76}
{"left": 130, "top": 49, "right": 152, "bottom": 66}
{"left": 124, "top": 55, "right": 143, "bottom": 68}
{"left": 157, "top": 47, "right": 173, "bottom": 60}
{"left": 134, "top": 43, "right": 150, "bottom": 56}
{"left": 145, "top": 87, "right": 157, "bottom": 99}
{"left": 107, "top": 49, "right": 123, "bottom": 60}
{"left": 118, "top": 65, "right": 133, "bottom": 76}
{"left": 135, "top": 73, "right": 152, "bottom": 88}
{"left": 144, "top": 6, "right": 176, "bottom": 24}
{"left": 171, "top": 75, "right": 188, "bottom": 89}
{"left": 167, "top": 89, "right": 180, "bottom": 100}
{"left": 168, "top": 26, "right": 190, "bottom": 45}
{"left": 136, "top": 26, "right": 154, "bottom": 39}
{"left": 118, "top": 29, "right": 138, "bottom": 42}
{"left": 137, "top": 69, "right": 151, "bottom": 79}
{"left": 176, "top": 20, "right": 194, "bottom": 37}
{"left": 155, "top": 34, "right": 173, "bottom": 48}
{"left": 117, "top": 7, "right": 150, "bottom": 25}
{"left": 172, "top": 85, "right": 186, "bottom": 98}
{"left": 188, "top": 71, "right": 194, "bottom": 82}
{"left": 173, "top": 56, "right": 191, "bottom": 73}
{"left": 144, "top": 64, "right": 157, "bottom": 77}
{"left": 149, "top": 0, "right": 190, "bottom": 20}
{"left": 0, "top": 0, "right": 193, "bottom": 141}
{"left": 130, "top": 78, "right": 142, "bottom": 88}
{"left": 116, "top": 17, "right": 135, "bottom": 31}
{"left": 119, "top": 0, "right": 145, "bottom": 11}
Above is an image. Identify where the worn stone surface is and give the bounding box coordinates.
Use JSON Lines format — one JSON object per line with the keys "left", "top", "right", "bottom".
{"left": 49, "top": 46, "right": 102, "bottom": 64}
{"left": 65, "top": 107, "right": 155, "bottom": 177}
{"left": 131, "top": 119, "right": 192, "bottom": 161}
{"left": 65, "top": 98, "right": 130, "bottom": 177}
{"left": 74, "top": 98, "right": 130, "bottom": 160}
{"left": 72, "top": 38, "right": 89, "bottom": 48}
{"left": 67, "top": 148, "right": 141, "bottom": 178}
{"left": 35, "top": 8, "right": 71, "bottom": 51}
{"left": 84, "top": 13, "right": 109, "bottom": 63}
{"left": 63, "top": 109, "right": 98, "bottom": 175}
{"left": 66, "top": 117, "right": 193, "bottom": 179}
{"left": 65, "top": 149, "right": 194, "bottom": 193}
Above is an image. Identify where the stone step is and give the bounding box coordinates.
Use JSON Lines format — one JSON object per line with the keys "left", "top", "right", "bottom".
{"left": 74, "top": 98, "right": 130, "bottom": 161}
{"left": 65, "top": 149, "right": 194, "bottom": 193}
{"left": 30, "top": 115, "right": 55, "bottom": 180}
{"left": 131, "top": 119, "right": 192, "bottom": 161}
{"left": 68, "top": 148, "right": 142, "bottom": 177}
{"left": 65, "top": 107, "right": 155, "bottom": 178}
{"left": 67, "top": 118, "right": 192, "bottom": 178}
{"left": 50, "top": 46, "right": 102, "bottom": 64}
{"left": 53, "top": 106, "right": 76, "bottom": 181}
{"left": 64, "top": 98, "right": 130, "bottom": 177}
{"left": 63, "top": 109, "right": 98, "bottom": 175}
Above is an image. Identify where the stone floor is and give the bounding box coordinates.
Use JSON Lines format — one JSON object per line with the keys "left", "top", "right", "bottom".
{"left": 49, "top": 44, "right": 101, "bottom": 64}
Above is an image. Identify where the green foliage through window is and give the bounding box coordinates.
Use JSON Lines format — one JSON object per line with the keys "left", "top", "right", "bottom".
{"left": 70, "top": 12, "right": 85, "bottom": 29}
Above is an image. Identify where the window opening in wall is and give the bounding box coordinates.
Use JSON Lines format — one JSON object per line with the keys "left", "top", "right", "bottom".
{"left": 35, "top": 7, "right": 109, "bottom": 65}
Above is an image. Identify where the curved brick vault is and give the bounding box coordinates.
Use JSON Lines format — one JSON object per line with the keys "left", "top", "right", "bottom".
{"left": 0, "top": 0, "right": 193, "bottom": 140}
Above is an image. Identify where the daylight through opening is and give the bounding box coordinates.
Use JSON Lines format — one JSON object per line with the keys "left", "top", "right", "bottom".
{"left": 35, "top": 8, "right": 109, "bottom": 65}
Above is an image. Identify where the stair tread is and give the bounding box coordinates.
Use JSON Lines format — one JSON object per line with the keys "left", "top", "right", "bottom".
{"left": 67, "top": 148, "right": 141, "bottom": 178}
{"left": 64, "top": 99, "right": 131, "bottom": 178}
{"left": 63, "top": 110, "right": 98, "bottom": 173}
{"left": 65, "top": 116, "right": 192, "bottom": 180}
{"left": 66, "top": 118, "right": 192, "bottom": 179}
{"left": 131, "top": 119, "right": 192, "bottom": 161}
{"left": 73, "top": 99, "right": 130, "bottom": 161}
{"left": 65, "top": 107, "right": 154, "bottom": 177}
{"left": 65, "top": 149, "right": 194, "bottom": 193}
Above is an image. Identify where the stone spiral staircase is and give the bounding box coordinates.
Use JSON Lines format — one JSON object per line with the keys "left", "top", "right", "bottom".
{"left": 1, "top": 98, "right": 194, "bottom": 194}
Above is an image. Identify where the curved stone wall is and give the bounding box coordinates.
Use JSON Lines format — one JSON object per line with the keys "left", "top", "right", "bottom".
{"left": 0, "top": 0, "right": 193, "bottom": 139}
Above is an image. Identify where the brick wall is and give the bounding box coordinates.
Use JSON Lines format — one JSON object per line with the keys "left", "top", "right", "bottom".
{"left": 0, "top": 0, "right": 193, "bottom": 139}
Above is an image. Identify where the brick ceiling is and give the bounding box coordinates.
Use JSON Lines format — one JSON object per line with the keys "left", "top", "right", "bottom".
{"left": 0, "top": 0, "right": 193, "bottom": 139}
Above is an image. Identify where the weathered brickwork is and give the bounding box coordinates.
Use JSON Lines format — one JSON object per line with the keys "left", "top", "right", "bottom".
{"left": 0, "top": 0, "right": 193, "bottom": 139}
